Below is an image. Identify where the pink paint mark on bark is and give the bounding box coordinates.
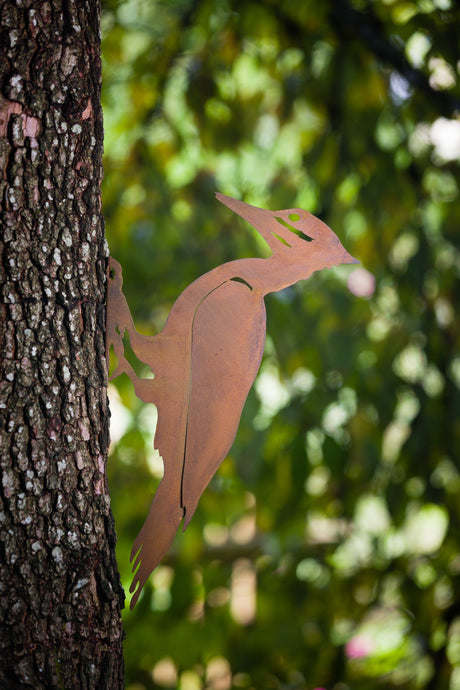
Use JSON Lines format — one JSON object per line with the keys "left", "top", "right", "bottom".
{"left": 75, "top": 451, "right": 85, "bottom": 470}
{"left": 0, "top": 100, "right": 22, "bottom": 137}
{"left": 0, "top": 101, "right": 40, "bottom": 144}
{"left": 95, "top": 455, "right": 106, "bottom": 495}
{"left": 22, "top": 114, "right": 40, "bottom": 138}
{"left": 98, "top": 454, "right": 105, "bottom": 473}
{"left": 78, "top": 419, "right": 91, "bottom": 441}
{"left": 81, "top": 99, "right": 93, "bottom": 120}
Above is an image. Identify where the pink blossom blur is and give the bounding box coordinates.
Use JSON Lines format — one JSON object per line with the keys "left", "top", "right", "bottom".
{"left": 345, "top": 634, "right": 373, "bottom": 658}
{"left": 347, "top": 267, "right": 375, "bottom": 298}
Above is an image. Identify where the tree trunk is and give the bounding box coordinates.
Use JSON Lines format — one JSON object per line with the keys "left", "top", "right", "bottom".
{"left": 0, "top": 1, "right": 125, "bottom": 687}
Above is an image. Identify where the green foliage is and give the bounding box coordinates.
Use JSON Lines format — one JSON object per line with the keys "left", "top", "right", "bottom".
{"left": 101, "top": 1, "right": 460, "bottom": 688}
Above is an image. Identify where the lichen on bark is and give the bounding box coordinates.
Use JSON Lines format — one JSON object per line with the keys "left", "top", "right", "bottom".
{"left": 0, "top": 1, "right": 124, "bottom": 687}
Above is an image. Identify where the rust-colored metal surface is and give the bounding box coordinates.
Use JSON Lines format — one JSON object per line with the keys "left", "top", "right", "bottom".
{"left": 106, "top": 193, "right": 357, "bottom": 608}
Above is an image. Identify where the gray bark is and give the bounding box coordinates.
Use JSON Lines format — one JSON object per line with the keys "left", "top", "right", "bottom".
{"left": 0, "top": 0, "right": 125, "bottom": 687}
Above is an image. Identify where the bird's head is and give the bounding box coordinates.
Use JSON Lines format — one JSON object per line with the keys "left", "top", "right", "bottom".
{"left": 216, "top": 192, "right": 357, "bottom": 270}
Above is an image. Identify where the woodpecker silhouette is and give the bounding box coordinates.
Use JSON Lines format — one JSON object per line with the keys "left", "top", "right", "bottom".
{"left": 106, "top": 193, "right": 357, "bottom": 608}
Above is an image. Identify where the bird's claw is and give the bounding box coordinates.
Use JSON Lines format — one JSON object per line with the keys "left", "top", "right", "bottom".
{"left": 108, "top": 354, "right": 134, "bottom": 381}
{"left": 129, "top": 540, "right": 147, "bottom": 609}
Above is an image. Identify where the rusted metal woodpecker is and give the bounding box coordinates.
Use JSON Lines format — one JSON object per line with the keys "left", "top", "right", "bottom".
{"left": 106, "top": 193, "right": 357, "bottom": 608}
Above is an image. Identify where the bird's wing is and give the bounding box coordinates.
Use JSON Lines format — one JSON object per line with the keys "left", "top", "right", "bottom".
{"left": 129, "top": 278, "right": 265, "bottom": 607}
{"left": 181, "top": 279, "right": 266, "bottom": 529}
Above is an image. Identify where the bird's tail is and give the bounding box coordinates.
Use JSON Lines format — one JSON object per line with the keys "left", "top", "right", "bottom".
{"left": 129, "top": 479, "right": 183, "bottom": 609}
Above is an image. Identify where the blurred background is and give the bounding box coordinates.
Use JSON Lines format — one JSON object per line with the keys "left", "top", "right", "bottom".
{"left": 100, "top": 1, "right": 460, "bottom": 688}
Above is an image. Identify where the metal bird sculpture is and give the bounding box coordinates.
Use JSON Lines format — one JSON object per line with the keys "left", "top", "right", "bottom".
{"left": 106, "top": 193, "right": 357, "bottom": 608}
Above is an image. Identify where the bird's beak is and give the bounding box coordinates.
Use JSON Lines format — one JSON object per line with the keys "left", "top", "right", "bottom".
{"left": 341, "top": 251, "right": 359, "bottom": 265}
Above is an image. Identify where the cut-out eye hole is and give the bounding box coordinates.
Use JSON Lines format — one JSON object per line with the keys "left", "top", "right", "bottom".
{"left": 275, "top": 217, "right": 314, "bottom": 243}
{"left": 271, "top": 232, "right": 292, "bottom": 247}
{"left": 109, "top": 267, "right": 116, "bottom": 279}
{"left": 289, "top": 213, "right": 300, "bottom": 222}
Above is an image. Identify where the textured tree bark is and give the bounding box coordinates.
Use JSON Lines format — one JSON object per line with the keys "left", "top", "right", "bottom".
{"left": 0, "top": 1, "right": 125, "bottom": 687}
